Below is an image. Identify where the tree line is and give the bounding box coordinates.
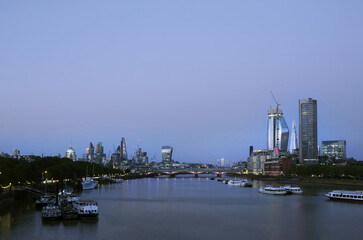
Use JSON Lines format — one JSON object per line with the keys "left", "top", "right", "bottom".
{"left": 0, "top": 156, "right": 127, "bottom": 186}
{"left": 290, "top": 164, "right": 363, "bottom": 178}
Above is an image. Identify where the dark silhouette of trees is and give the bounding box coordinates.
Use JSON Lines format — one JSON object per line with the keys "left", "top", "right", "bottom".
{"left": 0, "top": 156, "right": 125, "bottom": 186}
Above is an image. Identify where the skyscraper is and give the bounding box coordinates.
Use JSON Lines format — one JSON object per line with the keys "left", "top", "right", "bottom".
{"left": 267, "top": 108, "right": 289, "bottom": 152}
{"left": 161, "top": 146, "right": 173, "bottom": 165}
{"left": 120, "top": 137, "right": 128, "bottom": 162}
{"left": 289, "top": 120, "right": 298, "bottom": 154}
{"left": 96, "top": 142, "right": 104, "bottom": 157}
{"left": 85, "top": 142, "right": 94, "bottom": 160}
{"left": 299, "top": 98, "right": 318, "bottom": 164}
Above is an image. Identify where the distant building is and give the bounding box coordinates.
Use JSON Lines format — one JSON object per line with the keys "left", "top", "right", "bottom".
{"left": 140, "top": 152, "right": 148, "bottom": 165}
{"left": 161, "top": 146, "right": 173, "bottom": 165}
{"left": 220, "top": 158, "right": 225, "bottom": 167}
{"left": 85, "top": 142, "right": 94, "bottom": 160}
{"left": 120, "top": 137, "right": 128, "bottom": 162}
{"left": 267, "top": 108, "right": 289, "bottom": 152}
{"left": 299, "top": 98, "right": 318, "bottom": 165}
{"left": 12, "top": 149, "right": 20, "bottom": 159}
{"left": 65, "top": 143, "right": 77, "bottom": 161}
{"left": 321, "top": 140, "right": 346, "bottom": 160}
{"left": 289, "top": 120, "right": 298, "bottom": 154}
{"left": 95, "top": 142, "right": 104, "bottom": 157}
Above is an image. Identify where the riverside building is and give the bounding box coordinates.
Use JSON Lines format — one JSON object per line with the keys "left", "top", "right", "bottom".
{"left": 321, "top": 140, "right": 346, "bottom": 160}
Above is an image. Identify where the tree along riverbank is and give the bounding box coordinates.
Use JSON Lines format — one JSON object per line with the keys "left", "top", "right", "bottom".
{"left": 0, "top": 156, "right": 128, "bottom": 191}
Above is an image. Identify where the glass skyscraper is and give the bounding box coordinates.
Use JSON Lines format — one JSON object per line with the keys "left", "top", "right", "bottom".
{"left": 267, "top": 108, "right": 289, "bottom": 152}
{"left": 120, "top": 137, "right": 128, "bottom": 162}
{"left": 321, "top": 140, "right": 346, "bottom": 159}
{"left": 161, "top": 146, "right": 173, "bottom": 164}
{"left": 289, "top": 120, "right": 298, "bottom": 154}
{"left": 299, "top": 98, "right": 318, "bottom": 164}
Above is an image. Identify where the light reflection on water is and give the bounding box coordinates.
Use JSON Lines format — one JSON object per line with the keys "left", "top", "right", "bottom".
{"left": 1, "top": 176, "right": 363, "bottom": 240}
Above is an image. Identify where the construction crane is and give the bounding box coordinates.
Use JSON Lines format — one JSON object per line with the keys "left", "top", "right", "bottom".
{"left": 270, "top": 91, "right": 281, "bottom": 152}
{"left": 270, "top": 91, "right": 281, "bottom": 111}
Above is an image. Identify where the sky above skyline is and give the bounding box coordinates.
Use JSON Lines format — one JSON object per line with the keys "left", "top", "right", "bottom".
{"left": 1, "top": 1, "right": 363, "bottom": 162}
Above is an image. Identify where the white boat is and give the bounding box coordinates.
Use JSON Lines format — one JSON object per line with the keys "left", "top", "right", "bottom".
{"left": 82, "top": 177, "right": 98, "bottom": 190}
{"left": 325, "top": 190, "right": 363, "bottom": 202}
{"left": 259, "top": 186, "right": 288, "bottom": 195}
{"left": 283, "top": 185, "right": 303, "bottom": 194}
{"left": 240, "top": 180, "right": 252, "bottom": 187}
{"left": 66, "top": 193, "right": 80, "bottom": 203}
{"left": 228, "top": 179, "right": 242, "bottom": 186}
{"left": 41, "top": 202, "right": 62, "bottom": 220}
{"left": 222, "top": 179, "right": 229, "bottom": 184}
{"left": 73, "top": 200, "right": 99, "bottom": 219}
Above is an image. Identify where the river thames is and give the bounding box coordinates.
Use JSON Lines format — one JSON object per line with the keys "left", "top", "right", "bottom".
{"left": 1, "top": 176, "right": 363, "bottom": 240}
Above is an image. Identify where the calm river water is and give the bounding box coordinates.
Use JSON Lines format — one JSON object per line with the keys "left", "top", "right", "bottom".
{"left": 1, "top": 176, "right": 363, "bottom": 240}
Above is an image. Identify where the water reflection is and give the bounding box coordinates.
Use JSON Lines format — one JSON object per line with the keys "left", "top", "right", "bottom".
{"left": 2, "top": 178, "right": 363, "bottom": 240}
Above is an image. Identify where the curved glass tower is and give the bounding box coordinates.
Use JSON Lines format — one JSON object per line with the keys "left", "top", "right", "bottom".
{"left": 267, "top": 108, "right": 289, "bottom": 152}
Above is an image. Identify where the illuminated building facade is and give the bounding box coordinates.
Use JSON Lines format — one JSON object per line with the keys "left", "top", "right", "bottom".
{"left": 321, "top": 140, "right": 346, "bottom": 160}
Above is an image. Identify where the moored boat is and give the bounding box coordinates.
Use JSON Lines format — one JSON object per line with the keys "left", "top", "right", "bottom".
{"left": 222, "top": 179, "right": 229, "bottom": 184}
{"left": 228, "top": 179, "right": 242, "bottom": 186}
{"left": 82, "top": 177, "right": 98, "bottom": 190}
{"left": 59, "top": 200, "right": 78, "bottom": 220}
{"left": 41, "top": 202, "right": 62, "bottom": 220}
{"left": 325, "top": 190, "right": 363, "bottom": 202}
{"left": 73, "top": 200, "right": 99, "bottom": 219}
{"left": 283, "top": 185, "right": 303, "bottom": 194}
{"left": 259, "top": 186, "right": 288, "bottom": 195}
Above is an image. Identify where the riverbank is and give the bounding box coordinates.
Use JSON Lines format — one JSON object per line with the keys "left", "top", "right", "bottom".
{"left": 227, "top": 174, "right": 363, "bottom": 187}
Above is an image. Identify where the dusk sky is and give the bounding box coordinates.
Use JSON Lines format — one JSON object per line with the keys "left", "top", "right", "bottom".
{"left": 1, "top": 1, "right": 362, "bottom": 163}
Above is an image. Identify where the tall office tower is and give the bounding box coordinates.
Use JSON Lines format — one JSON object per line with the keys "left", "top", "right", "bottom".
{"left": 120, "top": 137, "right": 128, "bottom": 162}
{"left": 321, "top": 140, "right": 346, "bottom": 160}
{"left": 85, "top": 142, "right": 94, "bottom": 160}
{"left": 267, "top": 108, "right": 289, "bottom": 152}
{"left": 141, "top": 152, "right": 148, "bottom": 165}
{"left": 299, "top": 98, "right": 318, "bottom": 164}
{"left": 96, "top": 142, "right": 104, "bottom": 157}
{"left": 161, "top": 146, "right": 173, "bottom": 164}
{"left": 220, "top": 158, "right": 225, "bottom": 167}
{"left": 289, "top": 121, "right": 298, "bottom": 154}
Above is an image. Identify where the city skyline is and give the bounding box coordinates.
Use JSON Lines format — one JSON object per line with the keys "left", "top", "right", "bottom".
{"left": 1, "top": 1, "right": 363, "bottom": 162}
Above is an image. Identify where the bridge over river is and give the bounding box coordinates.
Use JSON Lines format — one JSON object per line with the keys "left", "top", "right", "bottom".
{"left": 139, "top": 168, "right": 245, "bottom": 178}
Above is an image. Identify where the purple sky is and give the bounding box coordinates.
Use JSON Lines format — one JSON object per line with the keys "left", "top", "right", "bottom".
{"left": 1, "top": 1, "right": 363, "bottom": 163}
